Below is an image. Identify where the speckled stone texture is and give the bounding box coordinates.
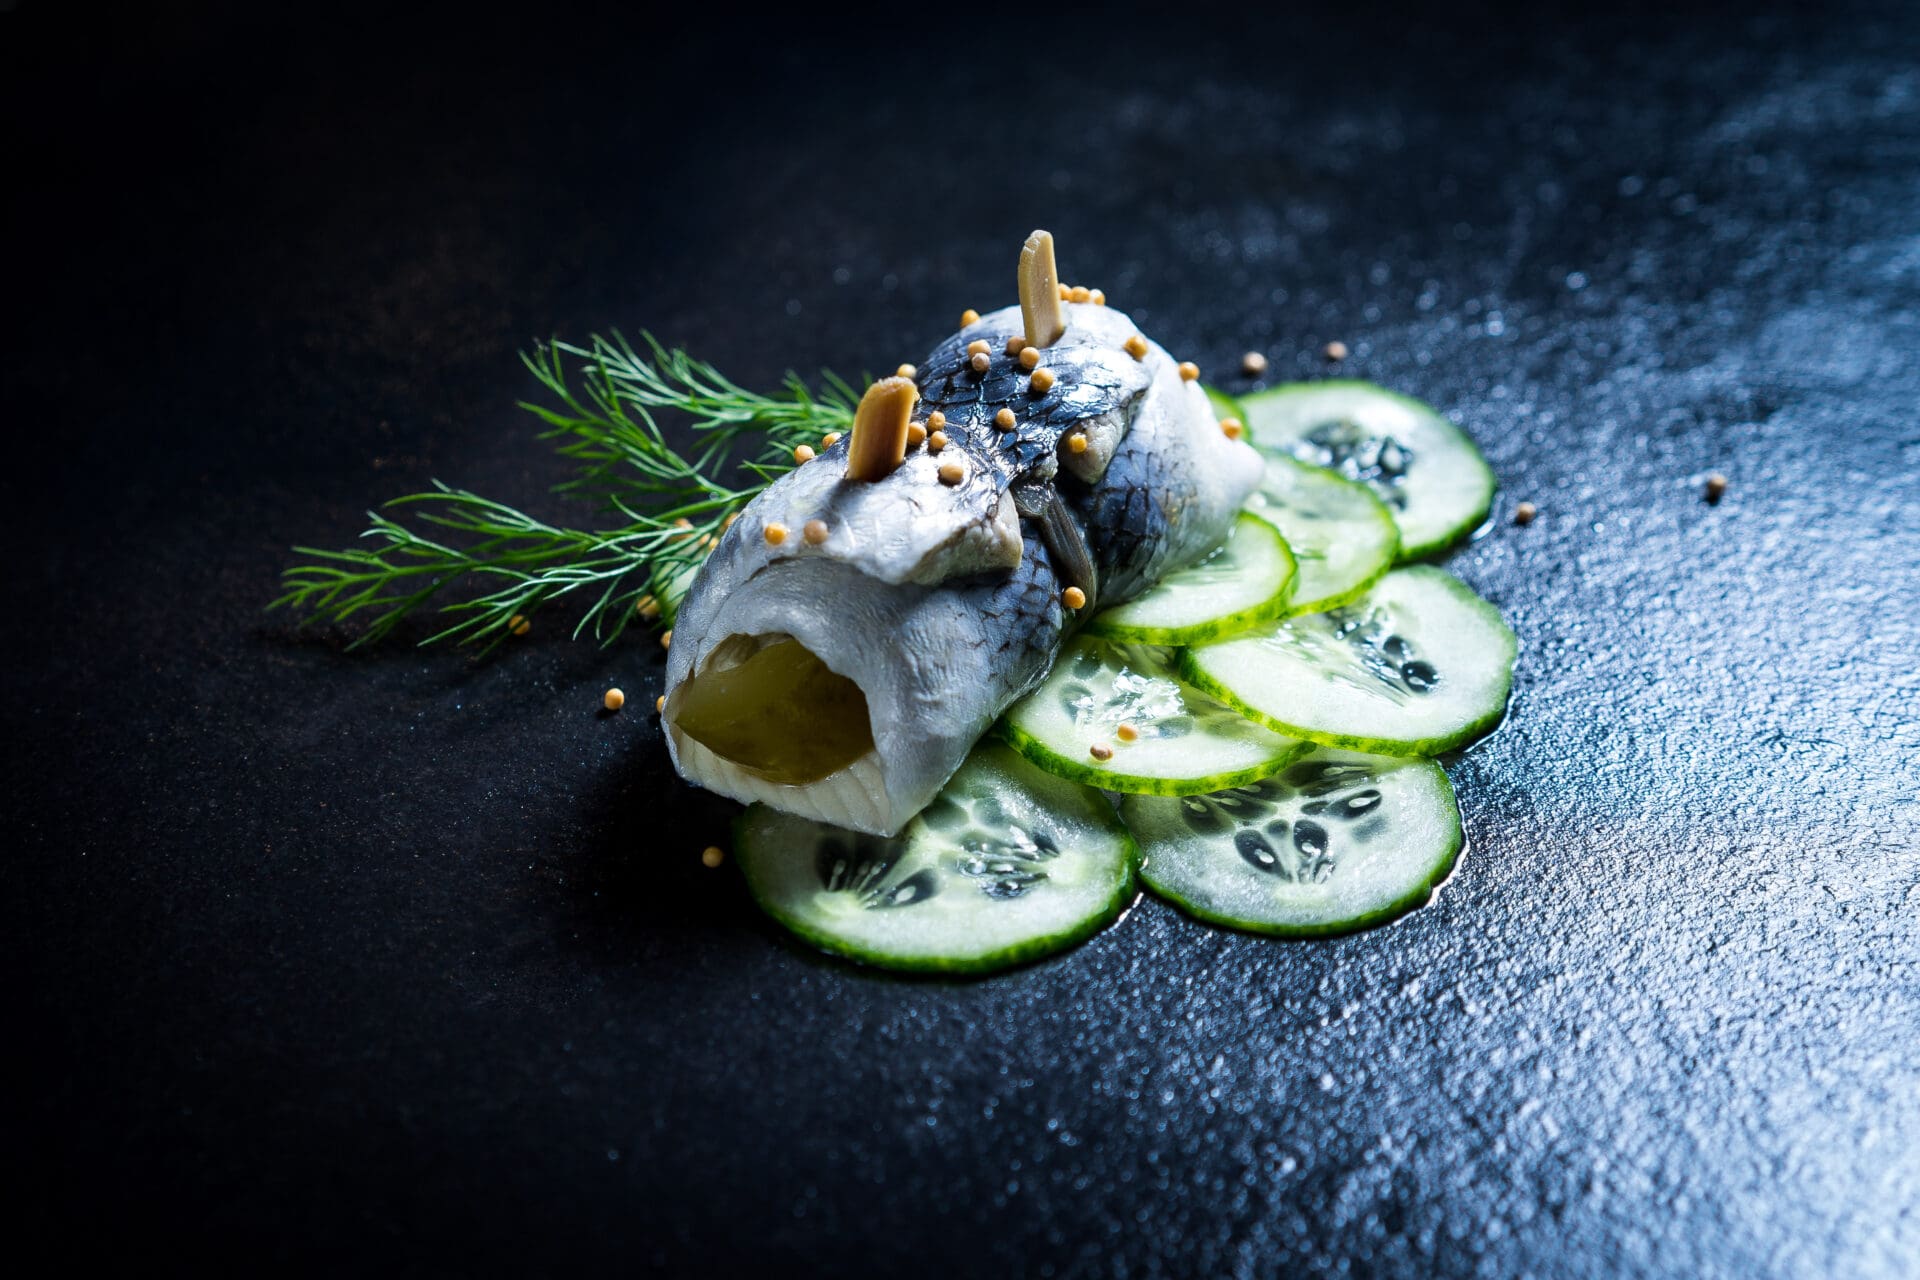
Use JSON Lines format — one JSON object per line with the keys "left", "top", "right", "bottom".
{"left": 5, "top": 3, "right": 1918, "bottom": 1276}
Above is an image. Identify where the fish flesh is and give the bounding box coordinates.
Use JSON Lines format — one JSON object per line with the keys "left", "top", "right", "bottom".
{"left": 663, "top": 286, "right": 1261, "bottom": 835}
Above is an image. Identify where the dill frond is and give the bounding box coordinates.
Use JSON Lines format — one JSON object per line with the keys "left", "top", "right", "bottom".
{"left": 271, "top": 333, "right": 857, "bottom": 653}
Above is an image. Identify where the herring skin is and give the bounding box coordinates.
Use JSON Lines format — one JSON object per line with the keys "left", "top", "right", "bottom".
{"left": 664, "top": 301, "right": 1262, "bottom": 835}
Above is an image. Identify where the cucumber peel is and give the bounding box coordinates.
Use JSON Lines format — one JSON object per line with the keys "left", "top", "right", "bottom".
{"left": 1088, "top": 513, "right": 1296, "bottom": 645}
{"left": 1240, "top": 381, "right": 1494, "bottom": 560}
{"left": 1125, "top": 747, "right": 1462, "bottom": 937}
{"left": 1244, "top": 450, "right": 1399, "bottom": 616}
{"left": 1001, "top": 638, "right": 1305, "bottom": 795}
{"left": 1181, "top": 567, "right": 1515, "bottom": 757}
{"left": 734, "top": 741, "right": 1137, "bottom": 974}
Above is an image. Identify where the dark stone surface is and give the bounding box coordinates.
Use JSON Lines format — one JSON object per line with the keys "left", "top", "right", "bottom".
{"left": 6, "top": 3, "right": 1918, "bottom": 1275}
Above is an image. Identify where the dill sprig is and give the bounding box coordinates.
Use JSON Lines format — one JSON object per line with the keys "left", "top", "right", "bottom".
{"left": 271, "top": 333, "right": 858, "bottom": 653}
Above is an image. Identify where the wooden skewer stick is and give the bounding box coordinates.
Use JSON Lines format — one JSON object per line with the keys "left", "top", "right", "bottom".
{"left": 845, "top": 376, "right": 917, "bottom": 482}
{"left": 1018, "top": 229, "right": 1067, "bottom": 350}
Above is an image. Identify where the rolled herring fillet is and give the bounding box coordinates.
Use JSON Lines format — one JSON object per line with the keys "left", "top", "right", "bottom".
{"left": 664, "top": 296, "right": 1261, "bottom": 834}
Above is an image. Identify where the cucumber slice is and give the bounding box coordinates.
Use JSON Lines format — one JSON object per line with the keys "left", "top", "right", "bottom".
{"left": 1240, "top": 381, "right": 1494, "bottom": 559}
{"left": 1124, "top": 747, "right": 1461, "bottom": 937}
{"left": 1087, "top": 513, "right": 1296, "bottom": 644}
{"left": 1002, "top": 637, "right": 1305, "bottom": 794}
{"left": 1182, "top": 567, "right": 1515, "bottom": 757}
{"left": 1204, "top": 384, "right": 1248, "bottom": 432}
{"left": 734, "top": 741, "right": 1135, "bottom": 974}
{"left": 1245, "top": 451, "right": 1399, "bottom": 616}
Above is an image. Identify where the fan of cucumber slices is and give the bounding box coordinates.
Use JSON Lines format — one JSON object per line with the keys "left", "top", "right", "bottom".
{"left": 735, "top": 381, "right": 1510, "bottom": 974}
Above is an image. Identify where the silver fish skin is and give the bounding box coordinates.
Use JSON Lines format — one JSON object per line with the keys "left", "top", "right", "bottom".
{"left": 663, "top": 302, "right": 1261, "bottom": 835}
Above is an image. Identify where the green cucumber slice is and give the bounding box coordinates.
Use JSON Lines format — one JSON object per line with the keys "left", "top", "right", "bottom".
{"left": 1124, "top": 747, "right": 1461, "bottom": 937}
{"left": 1088, "top": 513, "right": 1296, "bottom": 644}
{"left": 1181, "top": 567, "right": 1515, "bottom": 757}
{"left": 734, "top": 741, "right": 1135, "bottom": 974}
{"left": 1204, "top": 384, "right": 1248, "bottom": 432}
{"left": 1001, "top": 637, "right": 1305, "bottom": 794}
{"left": 1244, "top": 451, "right": 1399, "bottom": 616}
{"left": 1240, "top": 381, "right": 1494, "bottom": 559}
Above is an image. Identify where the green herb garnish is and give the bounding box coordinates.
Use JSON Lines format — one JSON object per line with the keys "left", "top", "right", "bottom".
{"left": 271, "top": 333, "right": 857, "bottom": 652}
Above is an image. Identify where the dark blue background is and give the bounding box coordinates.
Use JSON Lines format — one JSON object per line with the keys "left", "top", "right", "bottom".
{"left": 6, "top": 2, "right": 1917, "bottom": 1274}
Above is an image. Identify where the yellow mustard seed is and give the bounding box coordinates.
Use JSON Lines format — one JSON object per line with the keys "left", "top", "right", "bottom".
{"left": 803, "top": 519, "right": 830, "bottom": 545}
{"left": 928, "top": 429, "right": 949, "bottom": 452}
{"left": 1062, "top": 586, "right": 1087, "bottom": 610}
{"left": 1116, "top": 723, "right": 1139, "bottom": 742}
{"left": 1069, "top": 285, "right": 1091, "bottom": 303}
{"left": 907, "top": 421, "right": 928, "bottom": 446}
{"left": 896, "top": 363, "right": 917, "bottom": 379}
{"left": 1057, "top": 283, "right": 1072, "bottom": 300}
{"left": 1124, "top": 335, "right": 1148, "bottom": 360}
{"left": 1005, "top": 336, "right": 1027, "bottom": 357}
{"left": 822, "top": 431, "right": 843, "bottom": 448}
{"left": 701, "top": 846, "right": 725, "bottom": 868}
{"left": 603, "top": 688, "right": 626, "bottom": 712}
{"left": 661, "top": 629, "right": 673, "bottom": 650}
{"left": 1029, "top": 367, "right": 1056, "bottom": 394}
{"left": 510, "top": 614, "right": 530, "bottom": 637}
{"left": 1242, "top": 351, "right": 1269, "bottom": 376}
{"left": 938, "top": 460, "right": 966, "bottom": 486}
{"left": 995, "top": 407, "right": 1017, "bottom": 431}
{"left": 1019, "top": 346, "right": 1041, "bottom": 370}
{"left": 1220, "top": 417, "right": 1245, "bottom": 440}
{"left": 636, "top": 595, "right": 661, "bottom": 621}
{"left": 967, "top": 339, "right": 991, "bottom": 357}
{"left": 927, "top": 410, "right": 946, "bottom": 430}
{"left": 960, "top": 308, "right": 981, "bottom": 326}
{"left": 764, "top": 522, "right": 788, "bottom": 546}
{"left": 1089, "top": 289, "right": 1107, "bottom": 305}
{"left": 793, "top": 444, "right": 816, "bottom": 464}
{"left": 655, "top": 694, "right": 666, "bottom": 713}
{"left": 1067, "top": 433, "right": 1088, "bottom": 455}
{"left": 969, "top": 352, "right": 991, "bottom": 373}
{"left": 1178, "top": 361, "right": 1200, "bottom": 382}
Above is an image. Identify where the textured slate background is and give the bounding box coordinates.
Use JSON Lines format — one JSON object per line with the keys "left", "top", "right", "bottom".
{"left": 6, "top": 2, "right": 1918, "bottom": 1275}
